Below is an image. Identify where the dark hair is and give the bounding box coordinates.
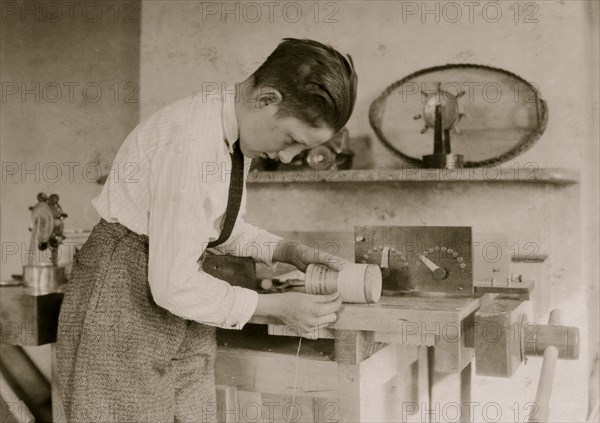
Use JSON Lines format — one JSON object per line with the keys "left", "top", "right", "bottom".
{"left": 251, "top": 38, "right": 357, "bottom": 133}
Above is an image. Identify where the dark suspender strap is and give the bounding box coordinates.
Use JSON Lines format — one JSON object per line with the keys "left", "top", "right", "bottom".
{"left": 206, "top": 142, "right": 244, "bottom": 249}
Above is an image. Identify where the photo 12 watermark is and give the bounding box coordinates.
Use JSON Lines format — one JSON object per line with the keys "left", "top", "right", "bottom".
{"left": 199, "top": 1, "right": 340, "bottom": 24}
{"left": 399, "top": 80, "right": 542, "bottom": 104}
{"left": 1, "top": 81, "right": 138, "bottom": 104}
{"left": 1, "top": 1, "right": 140, "bottom": 24}
{"left": 398, "top": 400, "right": 541, "bottom": 423}
{"left": 400, "top": 1, "right": 540, "bottom": 24}
{"left": 1, "top": 161, "right": 139, "bottom": 184}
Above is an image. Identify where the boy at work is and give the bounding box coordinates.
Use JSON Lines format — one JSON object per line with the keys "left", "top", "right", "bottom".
{"left": 57, "top": 38, "right": 357, "bottom": 422}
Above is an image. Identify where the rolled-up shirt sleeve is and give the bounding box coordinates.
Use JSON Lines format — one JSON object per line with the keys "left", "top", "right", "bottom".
{"left": 146, "top": 102, "right": 258, "bottom": 330}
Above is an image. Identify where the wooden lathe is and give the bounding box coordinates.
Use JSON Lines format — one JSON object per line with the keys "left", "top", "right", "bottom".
{"left": 212, "top": 226, "right": 579, "bottom": 423}
{"left": 0, "top": 225, "right": 579, "bottom": 423}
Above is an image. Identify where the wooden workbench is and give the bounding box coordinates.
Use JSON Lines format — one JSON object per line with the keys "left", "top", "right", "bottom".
{"left": 1, "top": 283, "right": 489, "bottom": 422}
{"left": 216, "top": 293, "right": 484, "bottom": 423}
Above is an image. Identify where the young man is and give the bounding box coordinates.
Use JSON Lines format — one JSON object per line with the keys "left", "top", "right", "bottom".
{"left": 57, "top": 38, "right": 357, "bottom": 422}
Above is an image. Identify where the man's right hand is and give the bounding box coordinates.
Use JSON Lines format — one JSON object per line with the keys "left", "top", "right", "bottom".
{"left": 255, "top": 292, "right": 342, "bottom": 334}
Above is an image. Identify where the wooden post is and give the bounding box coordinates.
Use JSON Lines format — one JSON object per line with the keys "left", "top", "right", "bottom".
{"left": 430, "top": 344, "right": 473, "bottom": 423}
{"left": 335, "top": 330, "right": 368, "bottom": 422}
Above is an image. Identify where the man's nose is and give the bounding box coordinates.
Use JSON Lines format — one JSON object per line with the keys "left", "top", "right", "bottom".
{"left": 279, "top": 145, "right": 305, "bottom": 163}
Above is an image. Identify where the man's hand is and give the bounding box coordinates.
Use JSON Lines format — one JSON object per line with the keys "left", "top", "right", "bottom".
{"left": 264, "top": 240, "right": 348, "bottom": 335}
{"left": 255, "top": 292, "right": 342, "bottom": 334}
{"left": 272, "top": 239, "right": 348, "bottom": 272}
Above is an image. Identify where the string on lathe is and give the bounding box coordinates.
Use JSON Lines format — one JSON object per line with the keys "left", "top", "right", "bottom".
{"left": 286, "top": 335, "right": 302, "bottom": 423}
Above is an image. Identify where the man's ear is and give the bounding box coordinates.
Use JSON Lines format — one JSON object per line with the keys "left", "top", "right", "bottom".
{"left": 255, "top": 87, "right": 282, "bottom": 109}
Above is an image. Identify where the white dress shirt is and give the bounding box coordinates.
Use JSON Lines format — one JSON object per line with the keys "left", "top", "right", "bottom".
{"left": 92, "top": 89, "right": 282, "bottom": 329}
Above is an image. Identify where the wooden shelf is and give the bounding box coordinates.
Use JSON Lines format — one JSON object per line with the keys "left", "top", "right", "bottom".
{"left": 247, "top": 167, "right": 579, "bottom": 185}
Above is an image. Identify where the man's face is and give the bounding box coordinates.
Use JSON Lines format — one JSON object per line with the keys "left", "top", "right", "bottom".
{"left": 238, "top": 99, "right": 335, "bottom": 164}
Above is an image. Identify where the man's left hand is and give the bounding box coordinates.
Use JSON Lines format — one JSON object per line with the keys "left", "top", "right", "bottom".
{"left": 272, "top": 239, "right": 348, "bottom": 272}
